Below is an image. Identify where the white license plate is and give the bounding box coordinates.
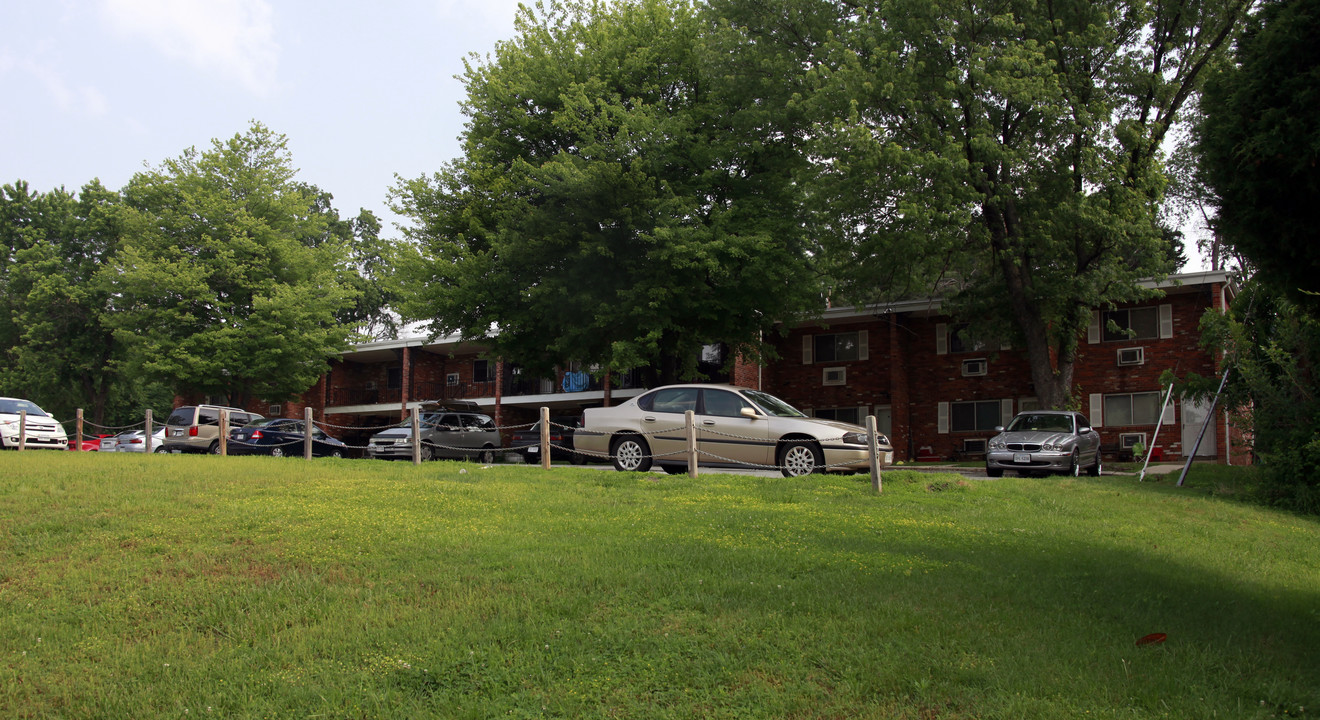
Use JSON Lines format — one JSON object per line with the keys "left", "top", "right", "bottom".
{"left": 171, "top": 429, "right": 183, "bottom": 437}
{"left": 234, "top": 434, "right": 245, "bottom": 441}
{"left": 527, "top": 446, "right": 538, "bottom": 454}
{"left": 1014, "top": 453, "right": 1031, "bottom": 463}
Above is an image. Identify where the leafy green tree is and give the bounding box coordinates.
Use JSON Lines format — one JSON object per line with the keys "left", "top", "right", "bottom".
{"left": 393, "top": 0, "right": 822, "bottom": 380}
{"left": 106, "top": 122, "right": 360, "bottom": 404}
{"left": 0, "top": 180, "right": 158, "bottom": 425}
{"left": 1199, "top": 0, "right": 1320, "bottom": 309}
{"left": 711, "top": 0, "right": 1249, "bottom": 408}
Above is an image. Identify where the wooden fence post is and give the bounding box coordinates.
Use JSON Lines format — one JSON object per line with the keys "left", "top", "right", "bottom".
{"left": 540, "top": 406, "right": 551, "bottom": 470}
{"left": 304, "top": 406, "right": 314, "bottom": 460}
{"left": 868, "top": 415, "right": 882, "bottom": 493}
{"left": 411, "top": 407, "right": 422, "bottom": 465}
{"left": 18, "top": 410, "right": 26, "bottom": 451}
{"left": 76, "top": 409, "right": 84, "bottom": 451}
{"left": 145, "top": 409, "right": 153, "bottom": 454}
{"left": 686, "top": 410, "right": 698, "bottom": 478}
{"left": 219, "top": 409, "right": 229, "bottom": 456}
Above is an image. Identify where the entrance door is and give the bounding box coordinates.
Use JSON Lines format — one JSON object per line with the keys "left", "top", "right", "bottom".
{"left": 1181, "top": 398, "right": 1217, "bottom": 458}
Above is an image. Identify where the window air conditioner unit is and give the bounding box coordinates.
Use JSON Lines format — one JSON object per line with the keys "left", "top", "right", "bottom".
{"left": 446, "top": 373, "right": 460, "bottom": 387}
{"left": 822, "top": 367, "right": 846, "bottom": 386}
{"left": 1119, "top": 432, "right": 1146, "bottom": 449}
{"left": 364, "top": 380, "right": 377, "bottom": 391}
{"left": 962, "top": 358, "right": 988, "bottom": 377}
{"left": 268, "top": 405, "right": 281, "bottom": 416}
{"left": 962, "top": 438, "right": 987, "bottom": 454}
{"left": 1117, "top": 347, "right": 1145, "bottom": 366}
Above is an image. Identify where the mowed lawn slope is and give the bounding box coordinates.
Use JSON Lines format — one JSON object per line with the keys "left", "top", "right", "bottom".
{"left": 1, "top": 453, "right": 1316, "bottom": 719}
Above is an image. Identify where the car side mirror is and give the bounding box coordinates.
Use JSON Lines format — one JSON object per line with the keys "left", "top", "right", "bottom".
{"left": 1078, "top": 426, "right": 1091, "bottom": 434}
{"left": 740, "top": 408, "right": 759, "bottom": 419}
{"left": 994, "top": 426, "right": 1004, "bottom": 432}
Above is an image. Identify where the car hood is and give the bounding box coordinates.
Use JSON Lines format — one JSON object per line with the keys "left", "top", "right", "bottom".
{"left": 994, "top": 431, "right": 1075, "bottom": 445}
{"left": 372, "top": 428, "right": 413, "bottom": 440}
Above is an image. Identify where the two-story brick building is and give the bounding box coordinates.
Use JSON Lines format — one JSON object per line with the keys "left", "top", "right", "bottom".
{"left": 216, "top": 270, "right": 1239, "bottom": 463}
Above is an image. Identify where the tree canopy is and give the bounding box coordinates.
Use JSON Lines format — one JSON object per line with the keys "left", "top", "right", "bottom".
{"left": 709, "top": 0, "right": 1248, "bottom": 408}
{"left": 107, "top": 122, "right": 361, "bottom": 404}
{"left": 393, "top": 0, "right": 822, "bottom": 380}
{"left": 1199, "top": 0, "right": 1320, "bottom": 309}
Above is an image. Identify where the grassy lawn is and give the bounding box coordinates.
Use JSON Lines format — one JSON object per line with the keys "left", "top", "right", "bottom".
{"left": 1, "top": 454, "right": 1316, "bottom": 719}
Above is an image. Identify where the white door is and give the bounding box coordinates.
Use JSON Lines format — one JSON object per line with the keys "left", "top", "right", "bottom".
{"left": 1181, "top": 399, "right": 1217, "bottom": 458}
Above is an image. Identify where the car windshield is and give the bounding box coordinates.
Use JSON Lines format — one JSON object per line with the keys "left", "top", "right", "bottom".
{"left": 742, "top": 390, "right": 806, "bottom": 418}
{"left": 0, "top": 398, "right": 51, "bottom": 417}
{"left": 1007, "top": 413, "right": 1074, "bottom": 433}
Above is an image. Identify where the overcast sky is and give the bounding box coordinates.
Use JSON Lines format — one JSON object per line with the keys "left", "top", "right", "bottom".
{"left": 1, "top": 0, "right": 524, "bottom": 228}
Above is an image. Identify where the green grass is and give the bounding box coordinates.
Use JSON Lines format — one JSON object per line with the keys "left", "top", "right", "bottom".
{"left": 1, "top": 454, "right": 1316, "bottom": 719}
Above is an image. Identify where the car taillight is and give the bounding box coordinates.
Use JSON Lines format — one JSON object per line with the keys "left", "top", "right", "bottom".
{"left": 189, "top": 427, "right": 198, "bottom": 437}
{"left": 130, "top": 438, "right": 143, "bottom": 444}
{"left": 250, "top": 430, "right": 263, "bottom": 440}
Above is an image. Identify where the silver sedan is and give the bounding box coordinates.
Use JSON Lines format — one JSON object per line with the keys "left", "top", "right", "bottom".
{"left": 577, "top": 384, "right": 893, "bottom": 477}
{"left": 985, "top": 410, "right": 1102, "bottom": 477}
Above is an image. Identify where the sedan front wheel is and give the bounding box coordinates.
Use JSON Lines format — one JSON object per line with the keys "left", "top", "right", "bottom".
{"left": 780, "top": 441, "right": 823, "bottom": 478}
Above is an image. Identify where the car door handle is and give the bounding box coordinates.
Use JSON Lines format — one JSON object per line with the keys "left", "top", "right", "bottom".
{"left": 643, "top": 416, "right": 657, "bottom": 423}
{"left": 702, "top": 420, "right": 716, "bottom": 426}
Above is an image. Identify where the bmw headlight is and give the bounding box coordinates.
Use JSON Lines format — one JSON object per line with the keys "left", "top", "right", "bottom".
{"left": 990, "top": 440, "right": 1006, "bottom": 450}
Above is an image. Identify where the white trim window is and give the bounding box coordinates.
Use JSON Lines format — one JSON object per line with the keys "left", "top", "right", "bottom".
{"left": 940, "top": 399, "right": 1009, "bottom": 433}
{"left": 1103, "top": 391, "right": 1175, "bottom": 426}
{"left": 803, "top": 330, "right": 868, "bottom": 365}
{"left": 1089, "top": 305, "right": 1174, "bottom": 343}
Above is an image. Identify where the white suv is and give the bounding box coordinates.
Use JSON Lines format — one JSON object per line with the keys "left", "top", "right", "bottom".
{"left": 0, "top": 397, "right": 69, "bottom": 450}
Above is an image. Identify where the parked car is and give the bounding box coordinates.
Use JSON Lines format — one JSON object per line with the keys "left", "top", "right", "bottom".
{"left": 367, "top": 404, "right": 501, "bottom": 463}
{"left": 509, "top": 416, "right": 586, "bottom": 464}
{"left": 228, "top": 418, "right": 347, "bottom": 458}
{"left": 162, "top": 405, "right": 262, "bottom": 454}
{"left": 985, "top": 410, "right": 1102, "bottom": 477}
{"left": 111, "top": 427, "right": 169, "bottom": 453}
{"left": 67, "top": 434, "right": 110, "bottom": 451}
{"left": 0, "top": 397, "right": 68, "bottom": 450}
{"left": 576, "top": 384, "right": 893, "bottom": 477}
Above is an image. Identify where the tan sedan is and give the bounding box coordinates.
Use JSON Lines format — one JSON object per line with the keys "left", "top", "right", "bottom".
{"left": 576, "top": 384, "right": 892, "bottom": 477}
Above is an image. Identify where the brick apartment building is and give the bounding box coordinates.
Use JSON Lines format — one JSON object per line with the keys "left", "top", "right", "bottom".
{"left": 224, "top": 270, "right": 1240, "bottom": 463}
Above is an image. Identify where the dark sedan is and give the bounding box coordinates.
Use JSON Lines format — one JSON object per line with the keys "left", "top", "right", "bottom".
{"left": 229, "top": 418, "right": 347, "bottom": 458}
{"left": 509, "top": 416, "right": 586, "bottom": 464}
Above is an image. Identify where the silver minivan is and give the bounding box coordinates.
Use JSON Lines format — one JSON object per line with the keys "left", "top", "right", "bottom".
{"left": 162, "top": 405, "right": 263, "bottom": 454}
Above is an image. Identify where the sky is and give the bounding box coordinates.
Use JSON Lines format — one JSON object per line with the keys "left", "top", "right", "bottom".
{"left": 1, "top": 0, "right": 525, "bottom": 229}
{"left": 2, "top": 0, "right": 1212, "bottom": 270}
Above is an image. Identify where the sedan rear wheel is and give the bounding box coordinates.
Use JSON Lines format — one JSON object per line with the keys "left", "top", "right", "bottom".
{"left": 611, "top": 435, "right": 652, "bottom": 473}
{"left": 780, "top": 441, "right": 822, "bottom": 478}
{"left": 271, "top": 447, "right": 284, "bottom": 458}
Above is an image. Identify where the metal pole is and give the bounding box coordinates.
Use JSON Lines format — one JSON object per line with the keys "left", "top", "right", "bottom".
{"left": 1139, "top": 384, "right": 1176, "bottom": 482}
{"left": 411, "top": 406, "right": 422, "bottom": 465}
{"left": 18, "top": 410, "right": 26, "bottom": 451}
{"left": 540, "top": 406, "right": 551, "bottom": 470}
{"left": 219, "top": 409, "right": 229, "bottom": 456}
{"left": 686, "top": 410, "right": 698, "bottom": 478}
{"left": 304, "top": 406, "right": 314, "bottom": 460}
{"left": 1178, "top": 367, "right": 1230, "bottom": 487}
{"left": 868, "top": 415, "right": 883, "bottom": 493}
{"left": 145, "top": 409, "right": 153, "bottom": 454}
{"left": 76, "top": 408, "right": 84, "bottom": 451}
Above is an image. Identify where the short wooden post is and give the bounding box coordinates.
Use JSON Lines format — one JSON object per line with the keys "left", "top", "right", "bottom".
{"left": 304, "top": 406, "right": 314, "bottom": 460}
{"left": 411, "top": 407, "right": 422, "bottom": 465}
{"left": 686, "top": 410, "right": 698, "bottom": 478}
{"left": 18, "top": 410, "right": 26, "bottom": 451}
{"left": 540, "top": 406, "right": 551, "bottom": 470}
{"left": 868, "top": 415, "right": 883, "bottom": 493}
{"left": 144, "top": 410, "right": 154, "bottom": 453}
{"left": 219, "top": 409, "right": 229, "bottom": 456}
{"left": 76, "top": 409, "right": 84, "bottom": 451}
